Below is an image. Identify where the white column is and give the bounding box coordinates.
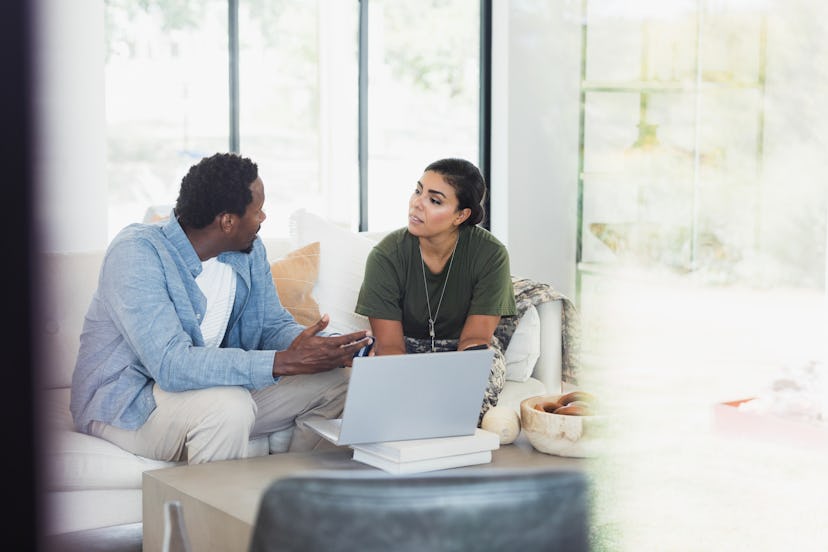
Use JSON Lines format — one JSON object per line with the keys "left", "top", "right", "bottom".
{"left": 491, "top": 1, "right": 582, "bottom": 297}
{"left": 489, "top": 0, "right": 509, "bottom": 248}
{"left": 33, "top": 0, "right": 107, "bottom": 253}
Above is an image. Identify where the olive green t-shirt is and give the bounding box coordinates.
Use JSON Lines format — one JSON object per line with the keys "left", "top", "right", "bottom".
{"left": 355, "top": 225, "right": 516, "bottom": 340}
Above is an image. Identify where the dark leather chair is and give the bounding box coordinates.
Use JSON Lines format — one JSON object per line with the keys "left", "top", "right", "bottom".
{"left": 248, "top": 469, "right": 589, "bottom": 552}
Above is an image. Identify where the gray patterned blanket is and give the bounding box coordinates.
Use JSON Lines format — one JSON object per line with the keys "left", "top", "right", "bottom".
{"left": 493, "top": 277, "right": 581, "bottom": 386}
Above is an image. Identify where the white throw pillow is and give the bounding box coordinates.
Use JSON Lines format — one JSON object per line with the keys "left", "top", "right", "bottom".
{"left": 504, "top": 304, "right": 541, "bottom": 382}
{"left": 289, "top": 209, "right": 378, "bottom": 334}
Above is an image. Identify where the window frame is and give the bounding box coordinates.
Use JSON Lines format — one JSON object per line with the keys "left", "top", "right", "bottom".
{"left": 222, "top": 0, "right": 492, "bottom": 232}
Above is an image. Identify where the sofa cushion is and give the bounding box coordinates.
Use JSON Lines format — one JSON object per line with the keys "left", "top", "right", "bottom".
{"left": 47, "top": 428, "right": 180, "bottom": 491}
{"left": 43, "top": 387, "right": 270, "bottom": 492}
{"left": 46, "top": 428, "right": 271, "bottom": 493}
{"left": 38, "top": 251, "right": 105, "bottom": 389}
{"left": 504, "top": 304, "right": 541, "bottom": 382}
{"left": 289, "top": 209, "right": 379, "bottom": 334}
{"left": 42, "top": 388, "right": 180, "bottom": 491}
{"left": 271, "top": 241, "right": 321, "bottom": 325}
{"left": 47, "top": 489, "right": 143, "bottom": 535}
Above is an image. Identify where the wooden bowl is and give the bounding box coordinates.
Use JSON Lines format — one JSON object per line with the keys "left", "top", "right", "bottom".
{"left": 520, "top": 394, "right": 608, "bottom": 458}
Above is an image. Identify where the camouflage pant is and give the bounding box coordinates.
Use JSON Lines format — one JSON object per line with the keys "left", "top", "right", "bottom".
{"left": 403, "top": 336, "right": 507, "bottom": 426}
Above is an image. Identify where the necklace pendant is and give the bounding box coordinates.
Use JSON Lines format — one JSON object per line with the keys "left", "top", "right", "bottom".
{"left": 420, "top": 239, "right": 458, "bottom": 356}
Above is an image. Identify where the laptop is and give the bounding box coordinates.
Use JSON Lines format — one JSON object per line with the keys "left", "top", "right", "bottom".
{"left": 306, "top": 348, "right": 494, "bottom": 445}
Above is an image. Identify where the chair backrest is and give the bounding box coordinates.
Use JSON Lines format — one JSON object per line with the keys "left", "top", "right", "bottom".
{"left": 248, "top": 470, "right": 589, "bottom": 552}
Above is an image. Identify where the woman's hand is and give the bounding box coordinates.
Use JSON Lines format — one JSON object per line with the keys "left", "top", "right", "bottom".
{"left": 457, "top": 314, "right": 500, "bottom": 352}
{"left": 462, "top": 343, "right": 490, "bottom": 351}
{"left": 368, "top": 318, "right": 407, "bottom": 355}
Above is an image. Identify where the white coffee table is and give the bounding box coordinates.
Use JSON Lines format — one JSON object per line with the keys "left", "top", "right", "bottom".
{"left": 142, "top": 435, "right": 583, "bottom": 552}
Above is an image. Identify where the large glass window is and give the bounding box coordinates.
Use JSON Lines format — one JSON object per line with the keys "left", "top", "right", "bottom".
{"left": 105, "top": 0, "right": 229, "bottom": 238}
{"left": 237, "top": 1, "right": 359, "bottom": 235}
{"left": 363, "top": 0, "right": 480, "bottom": 232}
{"left": 104, "top": 0, "right": 481, "bottom": 239}
{"left": 576, "top": 0, "right": 827, "bottom": 292}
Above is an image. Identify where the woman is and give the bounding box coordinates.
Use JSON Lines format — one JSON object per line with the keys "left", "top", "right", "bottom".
{"left": 355, "top": 158, "right": 516, "bottom": 422}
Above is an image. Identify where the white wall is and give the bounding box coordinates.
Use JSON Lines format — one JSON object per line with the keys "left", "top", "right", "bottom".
{"left": 33, "top": 0, "right": 107, "bottom": 253}
{"left": 490, "top": 0, "right": 581, "bottom": 298}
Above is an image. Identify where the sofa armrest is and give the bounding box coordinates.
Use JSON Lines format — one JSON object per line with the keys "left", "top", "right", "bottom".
{"left": 533, "top": 300, "right": 563, "bottom": 396}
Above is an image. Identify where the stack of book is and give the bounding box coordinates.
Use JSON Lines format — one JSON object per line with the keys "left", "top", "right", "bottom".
{"left": 350, "top": 429, "right": 501, "bottom": 474}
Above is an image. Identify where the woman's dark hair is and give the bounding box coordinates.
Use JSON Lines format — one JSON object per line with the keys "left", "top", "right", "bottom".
{"left": 175, "top": 152, "right": 259, "bottom": 229}
{"left": 424, "top": 158, "right": 487, "bottom": 227}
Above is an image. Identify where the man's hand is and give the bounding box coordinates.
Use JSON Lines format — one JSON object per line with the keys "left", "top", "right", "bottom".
{"left": 272, "top": 314, "right": 373, "bottom": 377}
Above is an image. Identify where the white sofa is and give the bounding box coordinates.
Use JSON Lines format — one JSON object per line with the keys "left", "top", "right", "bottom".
{"left": 37, "top": 209, "right": 563, "bottom": 537}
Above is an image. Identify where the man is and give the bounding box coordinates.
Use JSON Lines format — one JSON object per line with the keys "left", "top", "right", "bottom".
{"left": 70, "top": 152, "right": 370, "bottom": 464}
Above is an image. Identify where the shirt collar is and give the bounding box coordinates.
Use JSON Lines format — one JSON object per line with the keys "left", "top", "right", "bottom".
{"left": 162, "top": 210, "right": 204, "bottom": 277}
{"left": 161, "top": 209, "right": 256, "bottom": 278}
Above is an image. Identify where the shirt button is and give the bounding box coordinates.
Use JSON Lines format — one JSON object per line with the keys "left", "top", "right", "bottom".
{"left": 197, "top": 313, "right": 202, "bottom": 320}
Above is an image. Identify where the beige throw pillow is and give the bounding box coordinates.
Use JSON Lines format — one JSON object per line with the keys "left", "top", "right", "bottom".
{"left": 288, "top": 209, "right": 377, "bottom": 334}
{"left": 271, "top": 241, "right": 321, "bottom": 326}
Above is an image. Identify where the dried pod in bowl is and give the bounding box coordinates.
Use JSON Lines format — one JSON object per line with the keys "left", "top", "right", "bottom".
{"left": 553, "top": 404, "right": 593, "bottom": 416}
{"left": 534, "top": 401, "right": 562, "bottom": 414}
{"left": 558, "top": 390, "right": 596, "bottom": 407}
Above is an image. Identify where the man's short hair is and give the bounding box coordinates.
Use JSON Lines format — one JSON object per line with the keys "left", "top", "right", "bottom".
{"left": 175, "top": 152, "right": 259, "bottom": 229}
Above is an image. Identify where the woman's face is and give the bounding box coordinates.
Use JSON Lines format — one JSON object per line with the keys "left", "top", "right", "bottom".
{"left": 408, "top": 170, "right": 466, "bottom": 238}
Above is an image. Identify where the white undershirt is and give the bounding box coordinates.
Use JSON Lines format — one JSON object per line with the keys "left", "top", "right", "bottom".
{"left": 195, "top": 258, "right": 236, "bottom": 348}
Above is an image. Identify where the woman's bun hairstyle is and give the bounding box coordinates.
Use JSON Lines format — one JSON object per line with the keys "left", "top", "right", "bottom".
{"left": 424, "top": 158, "right": 487, "bottom": 227}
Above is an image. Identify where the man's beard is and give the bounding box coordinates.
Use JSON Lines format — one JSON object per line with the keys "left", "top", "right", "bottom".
{"left": 241, "top": 227, "right": 261, "bottom": 254}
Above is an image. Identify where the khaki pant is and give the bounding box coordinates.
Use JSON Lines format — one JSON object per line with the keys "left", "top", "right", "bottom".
{"left": 90, "top": 367, "right": 350, "bottom": 464}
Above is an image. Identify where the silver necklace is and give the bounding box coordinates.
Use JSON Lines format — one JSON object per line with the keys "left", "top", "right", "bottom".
{"left": 419, "top": 235, "right": 459, "bottom": 352}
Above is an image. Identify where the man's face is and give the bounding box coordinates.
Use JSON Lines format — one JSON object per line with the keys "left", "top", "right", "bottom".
{"left": 234, "top": 177, "right": 266, "bottom": 253}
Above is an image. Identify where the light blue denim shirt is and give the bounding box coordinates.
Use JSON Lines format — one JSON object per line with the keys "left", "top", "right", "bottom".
{"left": 70, "top": 214, "right": 305, "bottom": 433}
